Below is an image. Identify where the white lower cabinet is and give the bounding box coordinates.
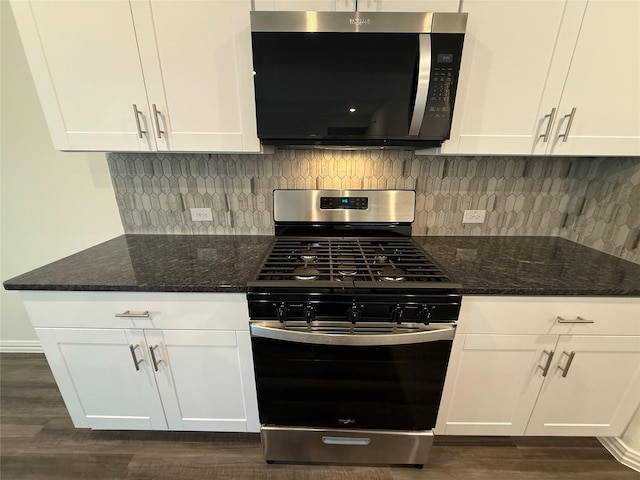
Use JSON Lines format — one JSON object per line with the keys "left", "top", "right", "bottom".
{"left": 22, "top": 292, "right": 260, "bottom": 433}
{"left": 36, "top": 328, "right": 168, "bottom": 430}
{"left": 438, "top": 334, "right": 557, "bottom": 436}
{"left": 148, "top": 329, "right": 258, "bottom": 432}
{"left": 436, "top": 296, "right": 640, "bottom": 437}
{"left": 526, "top": 335, "right": 640, "bottom": 436}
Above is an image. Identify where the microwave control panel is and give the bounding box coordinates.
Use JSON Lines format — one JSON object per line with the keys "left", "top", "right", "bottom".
{"left": 421, "top": 34, "right": 465, "bottom": 138}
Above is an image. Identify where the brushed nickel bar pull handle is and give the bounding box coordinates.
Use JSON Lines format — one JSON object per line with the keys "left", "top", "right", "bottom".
{"left": 556, "top": 316, "right": 594, "bottom": 324}
{"left": 322, "top": 436, "right": 371, "bottom": 446}
{"left": 132, "top": 104, "right": 146, "bottom": 138}
{"left": 537, "top": 349, "right": 555, "bottom": 377}
{"left": 115, "top": 310, "right": 150, "bottom": 318}
{"left": 539, "top": 107, "right": 556, "bottom": 142}
{"left": 250, "top": 323, "right": 455, "bottom": 346}
{"left": 152, "top": 104, "right": 164, "bottom": 138}
{"left": 129, "top": 344, "right": 143, "bottom": 371}
{"left": 558, "top": 107, "right": 577, "bottom": 142}
{"left": 557, "top": 351, "right": 576, "bottom": 378}
{"left": 149, "top": 345, "right": 162, "bottom": 372}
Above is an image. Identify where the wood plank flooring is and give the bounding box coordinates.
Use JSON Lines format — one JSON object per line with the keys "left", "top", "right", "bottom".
{"left": 1, "top": 353, "right": 637, "bottom": 479}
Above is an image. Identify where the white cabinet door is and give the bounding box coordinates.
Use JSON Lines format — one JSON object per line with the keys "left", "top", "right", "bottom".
{"left": 541, "top": 0, "right": 640, "bottom": 156}
{"left": 356, "top": 1, "right": 459, "bottom": 11}
{"left": 10, "top": 0, "right": 155, "bottom": 151}
{"left": 253, "top": 1, "right": 354, "bottom": 10}
{"left": 147, "top": 329, "right": 260, "bottom": 432}
{"left": 437, "top": 334, "right": 557, "bottom": 435}
{"left": 526, "top": 335, "right": 640, "bottom": 436}
{"left": 133, "top": 0, "right": 260, "bottom": 153}
{"left": 36, "top": 328, "right": 167, "bottom": 430}
{"left": 442, "top": 0, "right": 586, "bottom": 154}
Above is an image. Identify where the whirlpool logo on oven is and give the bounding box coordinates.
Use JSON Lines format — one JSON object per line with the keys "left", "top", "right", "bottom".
{"left": 349, "top": 18, "right": 370, "bottom": 25}
{"left": 338, "top": 418, "right": 356, "bottom": 425}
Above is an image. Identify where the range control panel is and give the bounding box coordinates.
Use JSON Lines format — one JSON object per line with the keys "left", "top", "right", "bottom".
{"left": 320, "top": 196, "right": 368, "bottom": 210}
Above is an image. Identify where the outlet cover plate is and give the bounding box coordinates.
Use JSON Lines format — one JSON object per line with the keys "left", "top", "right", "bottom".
{"left": 190, "top": 208, "right": 213, "bottom": 222}
{"left": 463, "top": 209, "right": 486, "bottom": 224}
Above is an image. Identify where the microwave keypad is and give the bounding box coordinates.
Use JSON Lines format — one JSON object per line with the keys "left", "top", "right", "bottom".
{"left": 427, "top": 67, "right": 454, "bottom": 119}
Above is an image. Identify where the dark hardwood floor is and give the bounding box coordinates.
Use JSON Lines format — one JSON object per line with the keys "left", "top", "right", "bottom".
{"left": 1, "top": 353, "right": 637, "bottom": 479}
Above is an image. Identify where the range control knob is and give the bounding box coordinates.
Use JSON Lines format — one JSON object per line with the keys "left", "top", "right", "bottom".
{"left": 390, "top": 305, "right": 404, "bottom": 324}
{"left": 347, "top": 304, "right": 361, "bottom": 324}
{"left": 304, "top": 304, "right": 316, "bottom": 323}
{"left": 276, "top": 303, "right": 288, "bottom": 322}
{"left": 418, "top": 304, "right": 432, "bottom": 324}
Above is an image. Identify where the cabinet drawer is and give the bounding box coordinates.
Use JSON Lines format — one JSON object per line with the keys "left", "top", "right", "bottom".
{"left": 457, "top": 296, "right": 640, "bottom": 336}
{"left": 20, "top": 291, "right": 250, "bottom": 331}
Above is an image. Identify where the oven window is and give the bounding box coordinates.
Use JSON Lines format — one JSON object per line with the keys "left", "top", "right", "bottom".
{"left": 251, "top": 336, "right": 453, "bottom": 430}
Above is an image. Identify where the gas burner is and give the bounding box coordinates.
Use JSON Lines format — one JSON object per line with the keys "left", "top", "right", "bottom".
{"left": 337, "top": 264, "right": 358, "bottom": 276}
{"left": 373, "top": 243, "right": 388, "bottom": 262}
{"left": 378, "top": 263, "right": 406, "bottom": 282}
{"left": 293, "top": 263, "right": 319, "bottom": 281}
{"left": 300, "top": 244, "right": 319, "bottom": 262}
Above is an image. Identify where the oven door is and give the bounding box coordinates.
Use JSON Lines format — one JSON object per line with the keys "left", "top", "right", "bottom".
{"left": 250, "top": 323, "right": 455, "bottom": 431}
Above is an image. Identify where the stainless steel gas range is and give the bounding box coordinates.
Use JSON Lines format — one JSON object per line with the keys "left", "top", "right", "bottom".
{"left": 247, "top": 189, "right": 461, "bottom": 467}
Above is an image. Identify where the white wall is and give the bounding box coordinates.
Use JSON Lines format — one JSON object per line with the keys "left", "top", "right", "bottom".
{"left": 0, "top": 2, "right": 124, "bottom": 349}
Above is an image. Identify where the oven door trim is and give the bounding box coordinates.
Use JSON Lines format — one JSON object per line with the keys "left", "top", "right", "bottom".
{"left": 250, "top": 321, "right": 455, "bottom": 346}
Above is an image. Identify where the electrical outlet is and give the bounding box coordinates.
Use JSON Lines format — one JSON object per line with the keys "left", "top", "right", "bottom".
{"left": 190, "top": 208, "right": 213, "bottom": 222}
{"left": 463, "top": 209, "right": 486, "bottom": 224}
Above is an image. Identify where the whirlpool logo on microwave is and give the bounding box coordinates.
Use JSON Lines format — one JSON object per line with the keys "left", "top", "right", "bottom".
{"left": 349, "top": 18, "right": 371, "bottom": 25}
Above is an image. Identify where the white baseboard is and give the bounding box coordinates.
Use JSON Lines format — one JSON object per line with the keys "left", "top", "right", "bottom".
{"left": 0, "top": 340, "right": 43, "bottom": 353}
{"left": 599, "top": 436, "right": 640, "bottom": 473}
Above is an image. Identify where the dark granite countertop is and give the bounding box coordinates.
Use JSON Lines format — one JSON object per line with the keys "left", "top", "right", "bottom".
{"left": 4, "top": 234, "right": 640, "bottom": 296}
{"left": 3, "top": 235, "right": 274, "bottom": 293}
{"left": 412, "top": 236, "right": 640, "bottom": 296}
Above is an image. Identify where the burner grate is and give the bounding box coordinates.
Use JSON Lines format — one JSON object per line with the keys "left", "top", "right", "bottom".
{"left": 253, "top": 237, "right": 453, "bottom": 286}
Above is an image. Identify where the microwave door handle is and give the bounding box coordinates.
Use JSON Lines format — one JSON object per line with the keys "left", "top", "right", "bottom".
{"left": 408, "top": 34, "right": 432, "bottom": 136}
{"left": 250, "top": 323, "right": 455, "bottom": 346}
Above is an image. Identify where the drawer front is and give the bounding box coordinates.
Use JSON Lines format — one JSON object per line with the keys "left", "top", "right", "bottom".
{"left": 457, "top": 296, "right": 640, "bottom": 336}
{"left": 20, "top": 291, "right": 250, "bottom": 331}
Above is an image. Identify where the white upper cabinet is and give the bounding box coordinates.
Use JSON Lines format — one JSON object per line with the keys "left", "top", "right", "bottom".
{"left": 253, "top": 1, "right": 356, "bottom": 10}
{"left": 10, "top": 0, "right": 154, "bottom": 151}
{"left": 442, "top": 0, "right": 585, "bottom": 155}
{"left": 10, "top": 0, "right": 260, "bottom": 153}
{"left": 133, "top": 1, "right": 259, "bottom": 152}
{"left": 253, "top": 1, "right": 459, "bottom": 11}
{"left": 535, "top": 0, "right": 640, "bottom": 155}
{"left": 356, "top": 1, "right": 460, "bottom": 11}
{"left": 445, "top": 0, "right": 640, "bottom": 156}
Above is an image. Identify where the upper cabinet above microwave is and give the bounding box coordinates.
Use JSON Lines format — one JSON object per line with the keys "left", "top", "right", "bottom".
{"left": 443, "top": 0, "right": 640, "bottom": 156}
{"left": 253, "top": 1, "right": 460, "bottom": 12}
{"left": 10, "top": 0, "right": 261, "bottom": 153}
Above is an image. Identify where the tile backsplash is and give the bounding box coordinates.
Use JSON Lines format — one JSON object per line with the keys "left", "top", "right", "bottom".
{"left": 106, "top": 151, "right": 640, "bottom": 264}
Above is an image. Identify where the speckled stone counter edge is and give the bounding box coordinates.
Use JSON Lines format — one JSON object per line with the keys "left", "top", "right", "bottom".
{"left": 4, "top": 235, "right": 640, "bottom": 297}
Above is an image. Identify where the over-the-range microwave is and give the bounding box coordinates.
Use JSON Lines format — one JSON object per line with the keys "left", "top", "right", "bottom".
{"left": 250, "top": 11, "right": 467, "bottom": 149}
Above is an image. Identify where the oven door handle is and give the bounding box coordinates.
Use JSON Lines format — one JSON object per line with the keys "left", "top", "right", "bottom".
{"left": 250, "top": 323, "right": 455, "bottom": 346}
